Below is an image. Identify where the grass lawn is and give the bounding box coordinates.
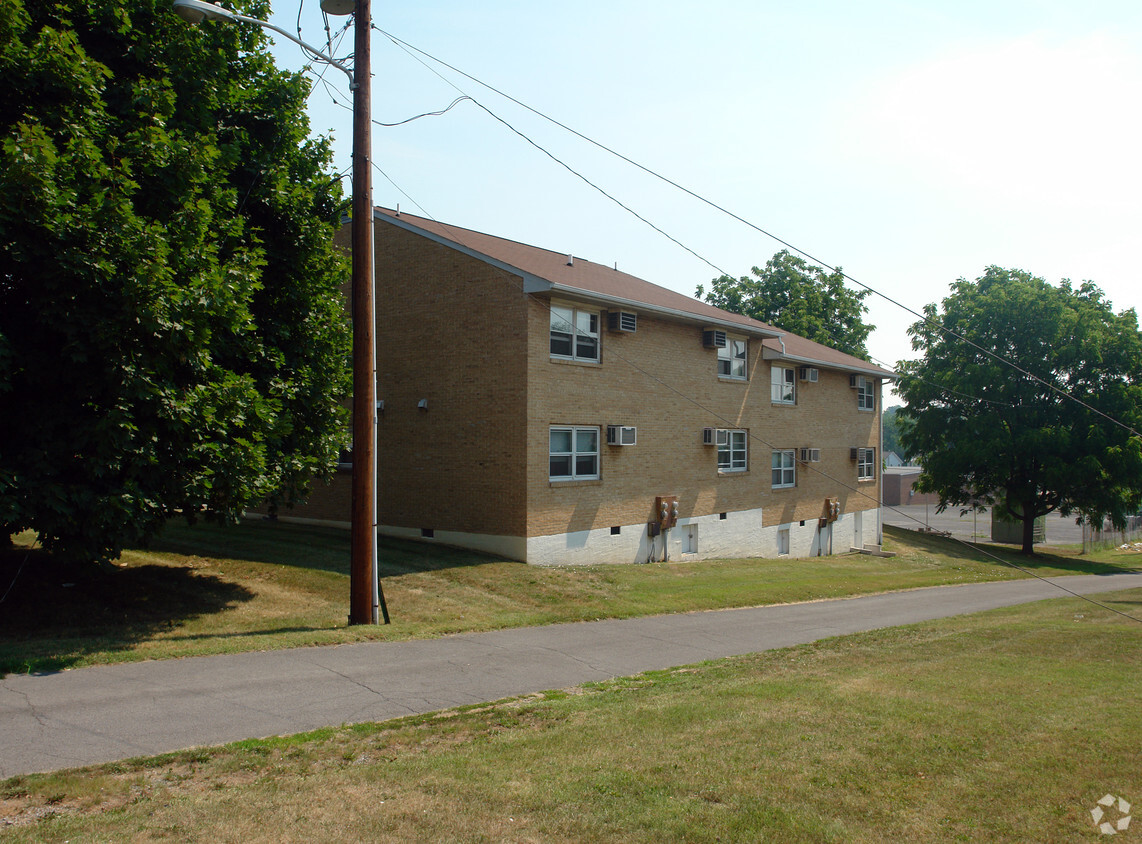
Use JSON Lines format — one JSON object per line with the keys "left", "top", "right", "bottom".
{"left": 2, "top": 588, "right": 1139, "bottom": 842}
{"left": 1, "top": 520, "right": 1138, "bottom": 675}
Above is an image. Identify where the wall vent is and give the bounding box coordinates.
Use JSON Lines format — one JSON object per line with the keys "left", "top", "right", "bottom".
{"left": 702, "top": 329, "right": 727, "bottom": 348}
{"left": 607, "top": 311, "right": 638, "bottom": 333}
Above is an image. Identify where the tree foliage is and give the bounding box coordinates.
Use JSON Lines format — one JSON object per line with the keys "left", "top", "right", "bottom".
{"left": 696, "top": 250, "right": 874, "bottom": 359}
{"left": 881, "top": 405, "right": 912, "bottom": 462}
{"left": 897, "top": 266, "right": 1142, "bottom": 554}
{"left": 0, "top": 0, "right": 350, "bottom": 561}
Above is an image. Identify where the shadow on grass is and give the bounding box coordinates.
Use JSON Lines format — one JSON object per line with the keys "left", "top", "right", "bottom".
{"left": 0, "top": 547, "right": 255, "bottom": 675}
{"left": 884, "top": 525, "right": 1142, "bottom": 576}
{"left": 150, "top": 518, "right": 515, "bottom": 578}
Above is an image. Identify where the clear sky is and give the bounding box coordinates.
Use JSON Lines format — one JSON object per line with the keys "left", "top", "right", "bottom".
{"left": 262, "top": 0, "right": 1142, "bottom": 401}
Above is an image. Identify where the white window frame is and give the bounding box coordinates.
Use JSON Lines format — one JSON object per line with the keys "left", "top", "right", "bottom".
{"left": 857, "top": 447, "right": 876, "bottom": 481}
{"left": 717, "top": 429, "right": 747, "bottom": 472}
{"left": 717, "top": 337, "right": 747, "bottom": 379}
{"left": 771, "top": 366, "right": 796, "bottom": 404}
{"left": 550, "top": 304, "right": 599, "bottom": 363}
{"left": 856, "top": 376, "right": 875, "bottom": 411}
{"left": 772, "top": 449, "right": 796, "bottom": 488}
{"left": 549, "top": 426, "right": 600, "bottom": 481}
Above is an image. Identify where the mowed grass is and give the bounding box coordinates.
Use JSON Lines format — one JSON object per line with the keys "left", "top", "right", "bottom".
{"left": 1, "top": 519, "right": 1138, "bottom": 675}
{"left": 2, "top": 588, "right": 1140, "bottom": 842}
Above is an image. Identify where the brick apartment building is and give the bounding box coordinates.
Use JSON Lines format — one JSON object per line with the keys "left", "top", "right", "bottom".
{"left": 284, "top": 208, "right": 895, "bottom": 564}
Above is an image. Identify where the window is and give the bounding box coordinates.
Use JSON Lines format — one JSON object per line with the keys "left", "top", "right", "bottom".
{"left": 717, "top": 429, "right": 747, "bottom": 472}
{"left": 337, "top": 444, "right": 352, "bottom": 470}
{"left": 549, "top": 426, "right": 599, "bottom": 480}
{"left": 857, "top": 447, "right": 876, "bottom": 481}
{"left": 717, "top": 337, "right": 747, "bottom": 379}
{"left": 856, "top": 376, "right": 875, "bottom": 411}
{"left": 550, "top": 305, "right": 599, "bottom": 362}
{"left": 771, "top": 366, "right": 795, "bottom": 404}
{"left": 772, "top": 449, "right": 796, "bottom": 488}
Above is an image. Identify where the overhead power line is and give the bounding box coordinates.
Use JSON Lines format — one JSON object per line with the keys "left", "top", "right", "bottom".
{"left": 374, "top": 27, "right": 1141, "bottom": 440}
{"left": 366, "top": 165, "right": 1141, "bottom": 627}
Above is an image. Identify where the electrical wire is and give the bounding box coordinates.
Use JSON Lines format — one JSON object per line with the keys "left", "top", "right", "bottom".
{"left": 0, "top": 541, "right": 35, "bottom": 605}
{"left": 361, "top": 27, "right": 1142, "bottom": 615}
{"left": 363, "top": 170, "right": 1141, "bottom": 624}
{"left": 374, "top": 26, "right": 1142, "bottom": 441}
{"left": 300, "top": 19, "right": 353, "bottom": 103}
{"left": 373, "top": 96, "right": 473, "bottom": 127}
{"left": 369, "top": 41, "right": 1054, "bottom": 417}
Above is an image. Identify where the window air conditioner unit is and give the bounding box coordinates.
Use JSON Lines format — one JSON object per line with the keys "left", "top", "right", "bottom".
{"left": 799, "top": 366, "right": 818, "bottom": 382}
{"left": 703, "top": 329, "right": 727, "bottom": 348}
{"left": 702, "top": 427, "right": 716, "bottom": 446}
{"left": 850, "top": 447, "right": 860, "bottom": 460}
{"left": 607, "top": 425, "right": 637, "bottom": 446}
{"left": 850, "top": 374, "right": 860, "bottom": 388}
{"left": 607, "top": 311, "right": 638, "bottom": 333}
{"left": 799, "top": 448, "right": 821, "bottom": 463}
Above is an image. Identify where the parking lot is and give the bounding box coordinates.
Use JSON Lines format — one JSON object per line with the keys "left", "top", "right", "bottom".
{"left": 880, "top": 503, "right": 1085, "bottom": 546}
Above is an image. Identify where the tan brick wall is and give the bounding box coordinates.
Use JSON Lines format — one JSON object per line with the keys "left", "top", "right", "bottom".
{"left": 283, "top": 221, "right": 882, "bottom": 547}
{"left": 373, "top": 221, "right": 529, "bottom": 536}
{"left": 279, "top": 470, "right": 353, "bottom": 524}
{"left": 526, "top": 302, "right": 881, "bottom": 537}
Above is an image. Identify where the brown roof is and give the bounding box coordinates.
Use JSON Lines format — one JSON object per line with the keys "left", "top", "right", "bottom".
{"left": 760, "top": 334, "right": 895, "bottom": 378}
{"left": 374, "top": 207, "right": 894, "bottom": 378}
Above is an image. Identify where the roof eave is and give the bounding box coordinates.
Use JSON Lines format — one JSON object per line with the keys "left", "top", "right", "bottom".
{"left": 531, "top": 279, "right": 783, "bottom": 339}
{"left": 761, "top": 345, "right": 897, "bottom": 379}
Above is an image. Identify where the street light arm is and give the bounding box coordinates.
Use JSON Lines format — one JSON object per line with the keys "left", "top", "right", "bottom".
{"left": 171, "top": 0, "right": 354, "bottom": 84}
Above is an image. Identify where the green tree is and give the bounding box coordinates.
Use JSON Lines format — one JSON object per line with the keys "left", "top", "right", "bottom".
{"left": 696, "top": 250, "right": 874, "bottom": 359}
{"left": 0, "top": 0, "right": 350, "bottom": 562}
{"left": 897, "top": 266, "right": 1142, "bottom": 555}
{"left": 881, "top": 405, "right": 912, "bottom": 462}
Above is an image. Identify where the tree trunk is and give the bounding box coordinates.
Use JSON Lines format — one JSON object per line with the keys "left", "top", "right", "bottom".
{"left": 1020, "top": 505, "right": 1036, "bottom": 556}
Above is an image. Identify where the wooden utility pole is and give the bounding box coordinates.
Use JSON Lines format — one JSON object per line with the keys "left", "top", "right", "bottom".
{"left": 349, "top": 0, "right": 386, "bottom": 624}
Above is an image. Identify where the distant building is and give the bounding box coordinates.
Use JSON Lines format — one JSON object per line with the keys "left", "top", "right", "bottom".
{"left": 881, "top": 466, "right": 939, "bottom": 507}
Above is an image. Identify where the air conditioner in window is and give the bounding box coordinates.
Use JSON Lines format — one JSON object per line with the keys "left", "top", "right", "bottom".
{"left": 850, "top": 374, "right": 860, "bottom": 388}
{"left": 799, "top": 447, "right": 821, "bottom": 463}
{"left": 702, "top": 329, "right": 727, "bottom": 348}
{"left": 607, "top": 311, "right": 637, "bottom": 333}
{"left": 799, "top": 366, "right": 818, "bottom": 382}
{"left": 702, "top": 427, "right": 716, "bottom": 446}
{"left": 850, "top": 447, "right": 860, "bottom": 460}
{"left": 607, "top": 425, "right": 637, "bottom": 446}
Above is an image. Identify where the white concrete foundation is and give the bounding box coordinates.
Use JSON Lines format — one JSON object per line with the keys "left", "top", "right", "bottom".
{"left": 524, "top": 508, "right": 883, "bottom": 566}
{"left": 271, "top": 508, "right": 883, "bottom": 567}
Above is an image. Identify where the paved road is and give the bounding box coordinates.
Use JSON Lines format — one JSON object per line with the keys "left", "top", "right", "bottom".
{"left": 3, "top": 573, "right": 1140, "bottom": 778}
